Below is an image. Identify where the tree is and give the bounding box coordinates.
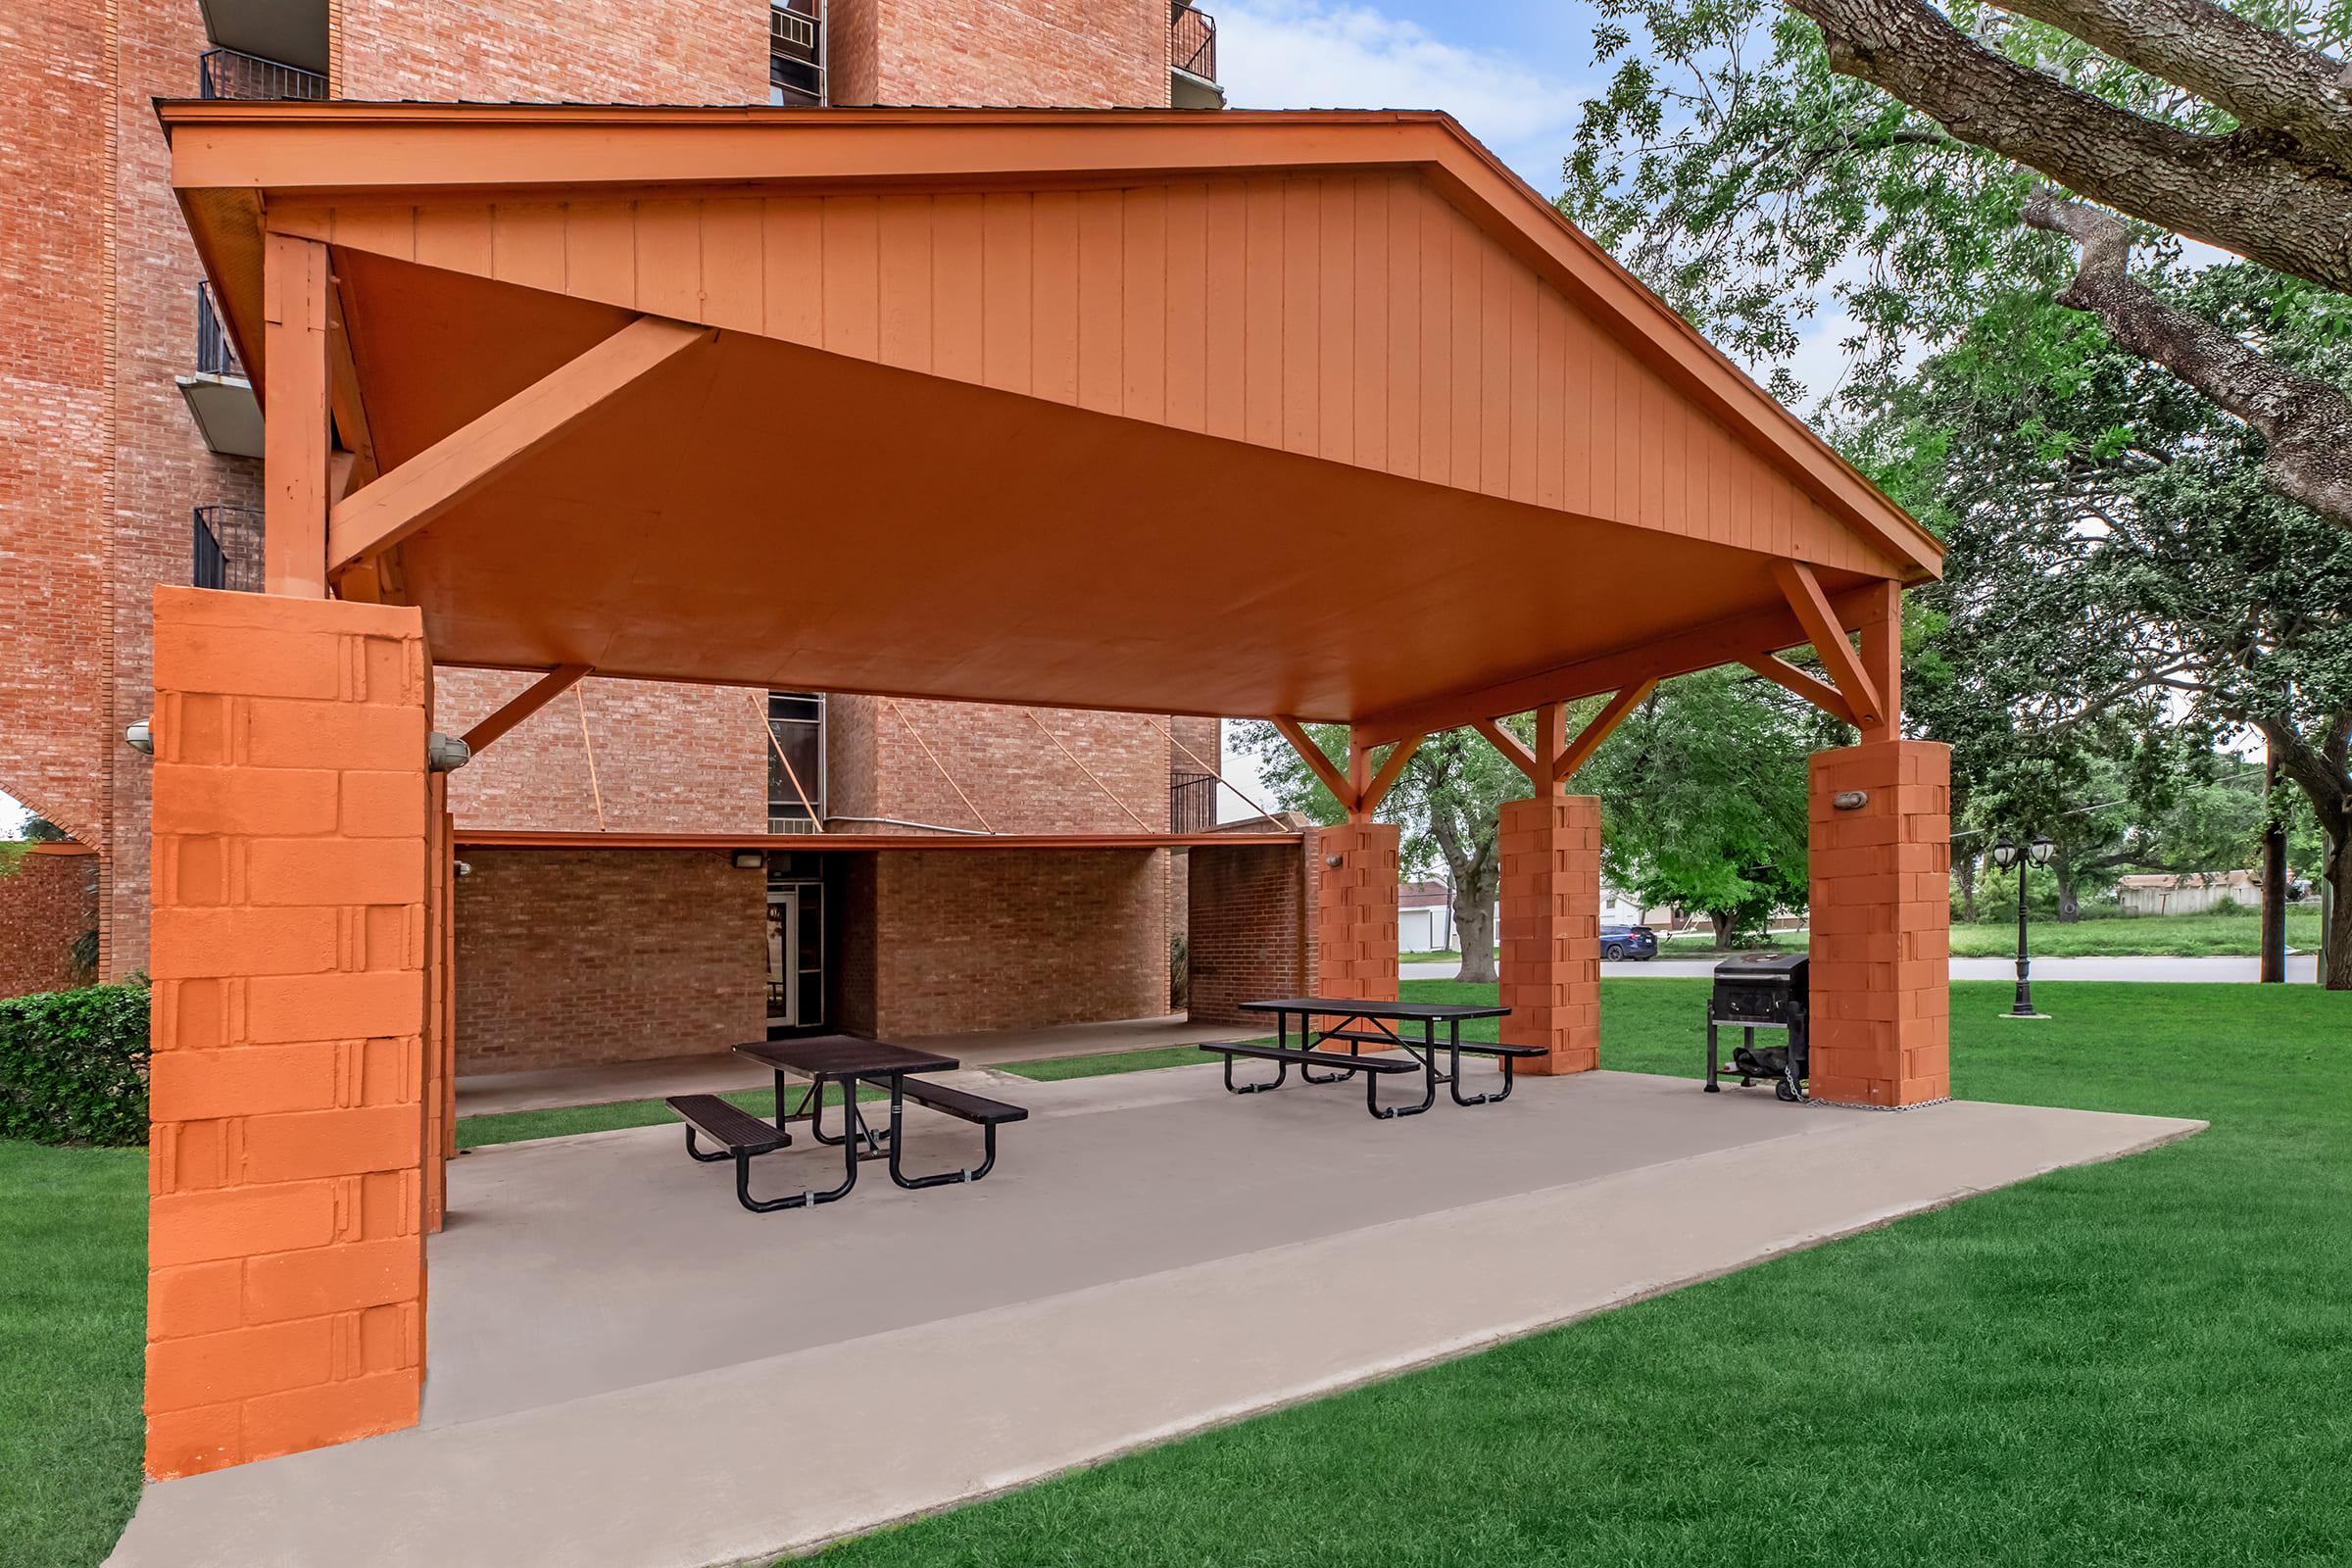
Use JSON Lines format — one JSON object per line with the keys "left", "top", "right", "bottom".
{"left": 1577, "top": 668, "right": 1822, "bottom": 945}
{"left": 1565, "top": 0, "right": 2352, "bottom": 536}
{"left": 1237, "top": 721, "right": 1532, "bottom": 983}
{"left": 1845, "top": 278, "right": 2352, "bottom": 981}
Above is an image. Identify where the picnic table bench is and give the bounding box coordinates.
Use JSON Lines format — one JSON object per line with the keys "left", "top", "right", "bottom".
{"left": 664, "top": 1035, "right": 1025, "bottom": 1212}
{"left": 1200, "top": 998, "right": 1533, "bottom": 1118}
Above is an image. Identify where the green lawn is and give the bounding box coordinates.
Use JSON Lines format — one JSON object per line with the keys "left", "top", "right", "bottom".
{"left": 9, "top": 982, "right": 2349, "bottom": 1567}
{"left": 457, "top": 1080, "right": 882, "bottom": 1151}
{"left": 1947, "top": 906, "right": 2323, "bottom": 958}
{"left": 811, "top": 978, "right": 2352, "bottom": 1567}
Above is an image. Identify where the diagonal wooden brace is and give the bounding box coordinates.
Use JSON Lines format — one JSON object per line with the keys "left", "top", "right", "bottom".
{"left": 1770, "top": 561, "right": 1884, "bottom": 734}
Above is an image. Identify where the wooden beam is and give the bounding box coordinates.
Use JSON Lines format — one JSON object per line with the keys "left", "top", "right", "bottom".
{"left": 324, "top": 267, "right": 380, "bottom": 497}
{"left": 1856, "top": 577, "right": 1903, "bottom": 744}
{"left": 1355, "top": 732, "right": 1422, "bottom": 818}
{"left": 326, "top": 316, "right": 711, "bottom": 571}
{"left": 1469, "top": 717, "right": 1542, "bottom": 786}
{"left": 1560, "top": 680, "right": 1655, "bottom": 778}
{"left": 1273, "top": 716, "right": 1356, "bottom": 810}
{"left": 1534, "top": 701, "right": 1565, "bottom": 792}
{"left": 1737, "top": 654, "right": 1854, "bottom": 726}
{"left": 263, "top": 231, "right": 331, "bottom": 596}
{"left": 462, "top": 663, "right": 590, "bottom": 756}
{"left": 1771, "top": 561, "right": 1884, "bottom": 733}
{"left": 1352, "top": 582, "right": 1891, "bottom": 746}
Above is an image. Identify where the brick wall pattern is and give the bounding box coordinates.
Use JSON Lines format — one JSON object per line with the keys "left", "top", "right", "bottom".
{"left": 1495, "top": 793, "right": 1600, "bottom": 1075}
{"left": 143, "top": 588, "right": 432, "bottom": 1478}
{"left": 1807, "top": 741, "right": 1952, "bottom": 1107}
{"left": 1184, "top": 839, "right": 1310, "bottom": 1026}
{"left": 1309, "top": 822, "right": 1397, "bottom": 1004}
{"left": 0, "top": 850, "right": 100, "bottom": 1000}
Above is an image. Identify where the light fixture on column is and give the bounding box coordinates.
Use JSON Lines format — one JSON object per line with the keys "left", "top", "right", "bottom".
{"left": 1989, "top": 833, "right": 2054, "bottom": 1019}
{"left": 426, "top": 732, "right": 472, "bottom": 772}
{"left": 124, "top": 718, "right": 154, "bottom": 755}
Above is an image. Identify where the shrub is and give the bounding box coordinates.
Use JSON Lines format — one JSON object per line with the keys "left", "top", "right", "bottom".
{"left": 0, "top": 977, "right": 150, "bottom": 1147}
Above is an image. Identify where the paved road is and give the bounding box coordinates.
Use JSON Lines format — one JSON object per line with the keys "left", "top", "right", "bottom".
{"left": 1402, "top": 955, "right": 2321, "bottom": 984}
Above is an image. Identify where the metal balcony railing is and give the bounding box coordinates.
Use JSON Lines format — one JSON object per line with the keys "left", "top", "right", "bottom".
{"left": 199, "top": 47, "right": 326, "bottom": 101}
{"left": 1172, "top": 769, "right": 1218, "bottom": 834}
{"left": 1170, "top": 4, "right": 1216, "bottom": 81}
{"left": 192, "top": 506, "right": 262, "bottom": 591}
{"left": 194, "top": 283, "right": 243, "bottom": 379}
{"left": 769, "top": 2, "right": 825, "bottom": 106}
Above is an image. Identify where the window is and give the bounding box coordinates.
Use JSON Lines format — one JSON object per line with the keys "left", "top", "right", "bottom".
{"left": 767, "top": 691, "right": 825, "bottom": 834}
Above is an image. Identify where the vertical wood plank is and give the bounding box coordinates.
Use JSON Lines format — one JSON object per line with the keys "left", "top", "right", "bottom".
{"left": 980, "top": 192, "right": 1032, "bottom": 395}
{"left": 1204, "top": 179, "right": 1250, "bottom": 441}
{"left": 264, "top": 231, "right": 331, "bottom": 596}
{"left": 1242, "top": 176, "right": 1284, "bottom": 449}
{"left": 567, "top": 202, "right": 639, "bottom": 311}
{"left": 1074, "top": 189, "right": 1124, "bottom": 415}
{"left": 1536, "top": 284, "right": 1566, "bottom": 510}
{"left": 876, "top": 194, "right": 933, "bottom": 373}
{"left": 699, "top": 199, "right": 763, "bottom": 335}
{"left": 931, "top": 193, "right": 986, "bottom": 386}
{"left": 1417, "top": 182, "right": 1450, "bottom": 486}
{"left": 1449, "top": 215, "right": 1482, "bottom": 490}
{"left": 1384, "top": 172, "right": 1420, "bottom": 481}
{"left": 1351, "top": 172, "right": 1390, "bottom": 475}
{"left": 761, "top": 197, "right": 823, "bottom": 346}
{"left": 1281, "top": 177, "right": 1319, "bottom": 455}
{"left": 1163, "top": 182, "right": 1208, "bottom": 433}
{"left": 821, "top": 195, "right": 880, "bottom": 363}
{"left": 1563, "top": 308, "right": 1592, "bottom": 515}
{"left": 1507, "top": 263, "right": 1539, "bottom": 504}
{"left": 490, "top": 204, "right": 565, "bottom": 294}
{"left": 634, "top": 200, "right": 704, "bottom": 321}
{"left": 1316, "top": 176, "right": 1353, "bottom": 466}
{"left": 1121, "top": 187, "right": 1167, "bottom": 424}
{"left": 414, "top": 204, "right": 494, "bottom": 279}
{"left": 1031, "top": 191, "right": 1080, "bottom": 406}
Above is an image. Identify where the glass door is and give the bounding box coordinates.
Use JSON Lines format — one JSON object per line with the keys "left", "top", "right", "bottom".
{"left": 765, "top": 890, "right": 801, "bottom": 1030}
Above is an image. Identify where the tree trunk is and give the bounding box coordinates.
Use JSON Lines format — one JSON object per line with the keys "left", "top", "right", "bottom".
{"left": 1709, "top": 908, "right": 1736, "bottom": 948}
{"left": 1451, "top": 861, "right": 1500, "bottom": 984}
{"left": 2053, "top": 850, "right": 2082, "bottom": 922}
{"left": 2323, "top": 836, "right": 2351, "bottom": 992}
{"left": 1955, "top": 851, "right": 1980, "bottom": 925}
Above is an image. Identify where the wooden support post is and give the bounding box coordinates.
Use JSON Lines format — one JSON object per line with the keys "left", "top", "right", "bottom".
{"left": 263, "top": 232, "right": 332, "bottom": 597}
{"left": 1856, "top": 578, "right": 1903, "bottom": 745}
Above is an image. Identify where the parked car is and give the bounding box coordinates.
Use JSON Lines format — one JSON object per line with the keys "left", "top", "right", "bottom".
{"left": 1600, "top": 923, "right": 1658, "bottom": 961}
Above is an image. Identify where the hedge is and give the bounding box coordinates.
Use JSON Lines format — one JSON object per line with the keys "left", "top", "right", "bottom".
{"left": 0, "top": 977, "right": 150, "bottom": 1147}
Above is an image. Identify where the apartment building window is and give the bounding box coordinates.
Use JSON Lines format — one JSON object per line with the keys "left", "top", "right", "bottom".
{"left": 767, "top": 691, "right": 826, "bottom": 833}
{"left": 769, "top": 1, "right": 825, "bottom": 106}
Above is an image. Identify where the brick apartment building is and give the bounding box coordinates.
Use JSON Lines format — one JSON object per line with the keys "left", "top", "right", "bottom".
{"left": 2, "top": 0, "right": 1323, "bottom": 1069}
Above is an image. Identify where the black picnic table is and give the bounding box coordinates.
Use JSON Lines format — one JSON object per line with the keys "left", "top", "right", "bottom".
{"left": 1212, "top": 998, "right": 1528, "bottom": 1118}
{"left": 732, "top": 1036, "right": 957, "bottom": 1205}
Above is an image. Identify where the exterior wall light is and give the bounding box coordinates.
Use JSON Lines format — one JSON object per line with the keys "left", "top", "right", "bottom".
{"left": 732, "top": 850, "right": 764, "bottom": 869}
{"left": 1324, "top": 853, "right": 1345, "bottom": 868}
{"left": 124, "top": 718, "right": 154, "bottom": 756}
{"left": 426, "top": 731, "right": 472, "bottom": 773}
{"left": 1832, "top": 790, "right": 1868, "bottom": 811}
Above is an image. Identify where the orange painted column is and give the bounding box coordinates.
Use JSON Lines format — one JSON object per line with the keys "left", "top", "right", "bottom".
{"left": 1311, "top": 822, "right": 1400, "bottom": 1002}
{"left": 145, "top": 587, "right": 432, "bottom": 1479}
{"left": 1496, "top": 793, "right": 1601, "bottom": 1074}
{"left": 1807, "top": 740, "right": 1952, "bottom": 1106}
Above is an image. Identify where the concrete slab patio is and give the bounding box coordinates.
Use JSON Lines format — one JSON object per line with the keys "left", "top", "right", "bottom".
{"left": 108, "top": 1064, "right": 2201, "bottom": 1568}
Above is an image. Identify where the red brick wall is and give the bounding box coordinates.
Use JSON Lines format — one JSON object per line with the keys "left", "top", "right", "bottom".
{"left": 1496, "top": 793, "right": 1600, "bottom": 1074}
{"left": 1185, "top": 839, "right": 1310, "bottom": 1026}
{"left": 832, "top": 0, "right": 1167, "bottom": 107}
{"left": 865, "top": 700, "right": 1172, "bottom": 836}
{"left": 436, "top": 671, "right": 766, "bottom": 835}
{"left": 0, "top": 850, "right": 100, "bottom": 1000}
{"left": 1311, "top": 821, "right": 1398, "bottom": 1003}
{"left": 335, "top": 0, "right": 764, "bottom": 101}
{"left": 453, "top": 849, "right": 765, "bottom": 1073}
{"left": 867, "top": 848, "right": 1167, "bottom": 1036}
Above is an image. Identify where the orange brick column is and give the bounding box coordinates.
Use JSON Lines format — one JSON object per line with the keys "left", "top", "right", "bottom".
{"left": 1311, "top": 822, "right": 1399, "bottom": 1003}
{"left": 145, "top": 587, "right": 432, "bottom": 1479}
{"left": 1496, "top": 793, "right": 1601, "bottom": 1074}
{"left": 1807, "top": 740, "right": 1952, "bottom": 1107}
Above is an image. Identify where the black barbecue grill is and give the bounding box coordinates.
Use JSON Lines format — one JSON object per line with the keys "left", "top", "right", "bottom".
{"left": 1703, "top": 952, "right": 1809, "bottom": 1102}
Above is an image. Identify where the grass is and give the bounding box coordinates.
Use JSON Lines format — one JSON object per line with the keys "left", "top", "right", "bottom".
{"left": 812, "top": 978, "right": 2352, "bottom": 1567}
{"left": 456, "top": 1081, "right": 882, "bottom": 1151}
{"left": 0, "top": 1141, "right": 147, "bottom": 1568}
{"left": 1948, "top": 906, "right": 2323, "bottom": 958}
{"left": 9, "top": 982, "right": 2348, "bottom": 1566}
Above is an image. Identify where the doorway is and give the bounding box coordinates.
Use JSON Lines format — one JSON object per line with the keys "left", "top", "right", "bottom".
{"left": 766, "top": 868, "right": 826, "bottom": 1036}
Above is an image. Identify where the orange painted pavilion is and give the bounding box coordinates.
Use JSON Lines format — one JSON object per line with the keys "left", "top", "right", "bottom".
{"left": 147, "top": 102, "right": 1949, "bottom": 1477}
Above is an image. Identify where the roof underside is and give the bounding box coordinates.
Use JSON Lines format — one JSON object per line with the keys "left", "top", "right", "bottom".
{"left": 166, "top": 105, "right": 1939, "bottom": 735}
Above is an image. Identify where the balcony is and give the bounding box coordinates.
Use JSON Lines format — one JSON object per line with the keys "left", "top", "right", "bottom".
{"left": 1169, "top": 4, "right": 1221, "bottom": 109}
{"left": 199, "top": 46, "right": 326, "bottom": 100}
{"left": 769, "top": 2, "right": 825, "bottom": 107}
{"left": 1171, "top": 769, "right": 1218, "bottom": 833}
{"left": 193, "top": 506, "right": 264, "bottom": 593}
{"left": 197, "top": 0, "right": 327, "bottom": 76}
{"left": 177, "top": 284, "right": 264, "bottom": 460}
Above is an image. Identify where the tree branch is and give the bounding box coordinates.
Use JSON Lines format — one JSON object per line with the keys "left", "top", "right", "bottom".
{"left": 2000, "top": 0, "right": 2352, "bottom": 172}
{"left": 2020, "top": 186, "right": 2352, "bottom": 535}
{"left": 1786, "top": 0, "right": 2352, "bottom": 293}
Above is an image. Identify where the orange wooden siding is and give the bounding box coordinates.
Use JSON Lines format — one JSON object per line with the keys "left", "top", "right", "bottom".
{"left": 274, "top": 173, "right": 1897, "bottom": 578}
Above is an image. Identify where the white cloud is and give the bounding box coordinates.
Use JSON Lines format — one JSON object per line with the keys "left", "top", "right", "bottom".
{"left": 1215, "top": 1, "right": 1591, "bottom": 193}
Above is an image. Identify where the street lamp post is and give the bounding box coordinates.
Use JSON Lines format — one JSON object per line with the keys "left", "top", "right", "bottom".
{"left": 1989, "top": 833, "right": 2055, "bottom": 1019}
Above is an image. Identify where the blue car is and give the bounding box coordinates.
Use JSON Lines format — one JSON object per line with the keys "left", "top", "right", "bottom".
{"left": 1600, "top": 924, "right": 1658, "bottom": 961}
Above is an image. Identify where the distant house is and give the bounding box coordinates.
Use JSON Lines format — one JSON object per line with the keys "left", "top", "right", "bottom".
{"left": 2115, "top": 870, "right": 2261, "bottom": 915}
{"left": 1399, "top": 881, "right": 1457, "bottom": 952}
